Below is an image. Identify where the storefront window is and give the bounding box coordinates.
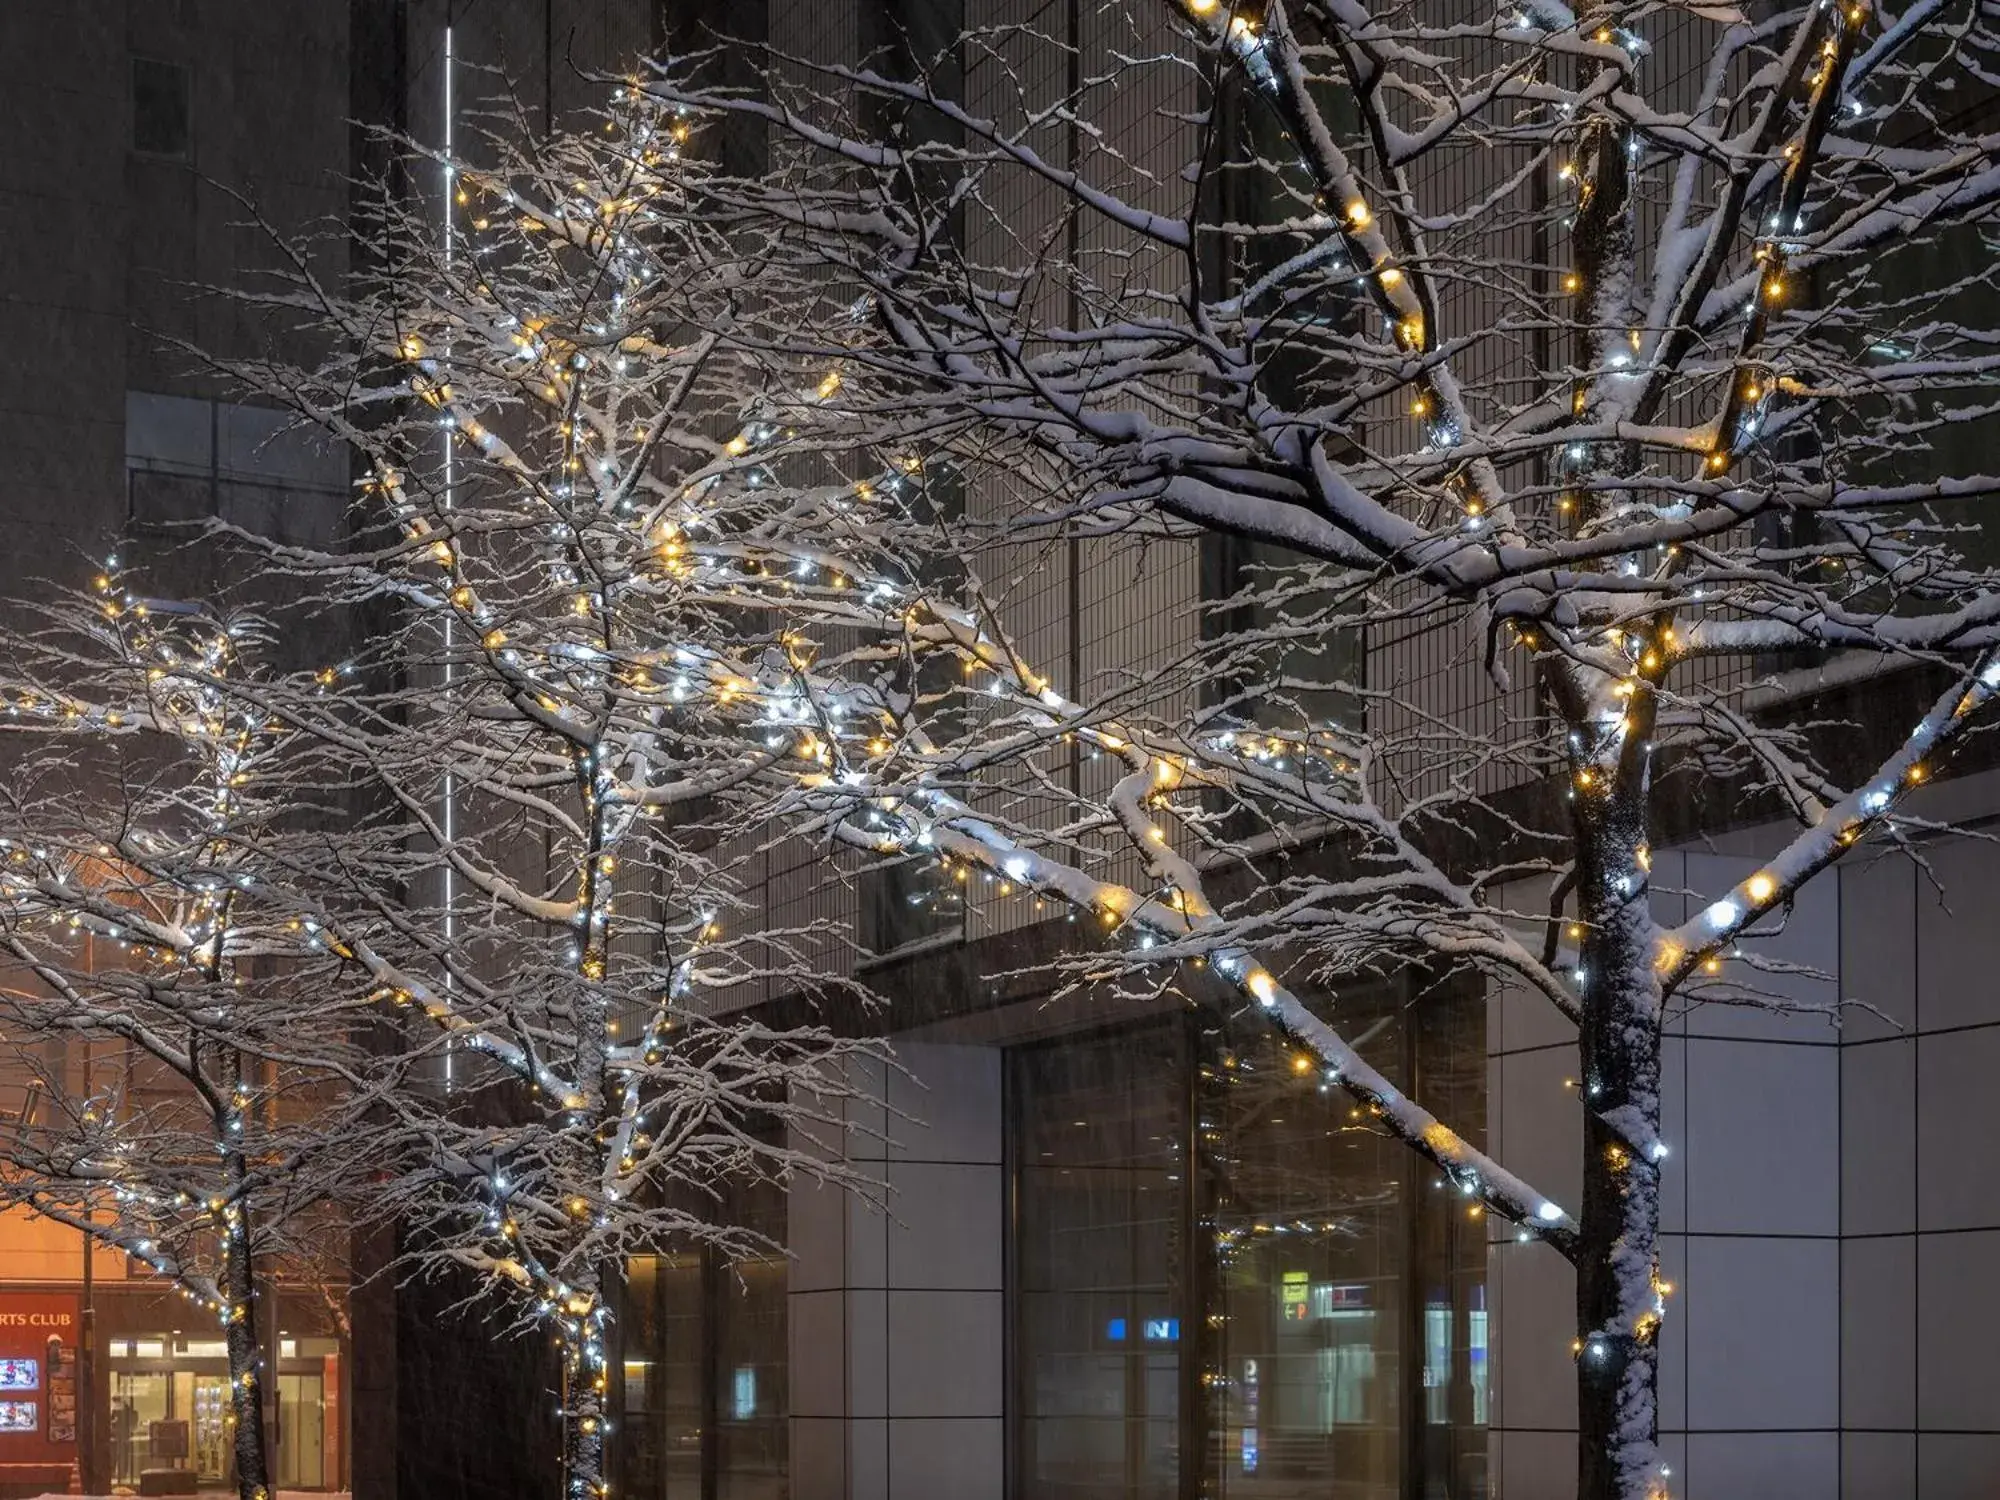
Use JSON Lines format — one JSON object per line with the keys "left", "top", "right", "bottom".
{"left": 1204, "top": 1007, "right": 1408, "bottom": 1498}
{"left": 109, "top": 1371, "right": 168, "bottom": 1488}
{"left": 277, "top": 1370, "right": 326, "bottom": 1487}
{"left": 189, "top": 1373, "right": 229, "bottom": 1480}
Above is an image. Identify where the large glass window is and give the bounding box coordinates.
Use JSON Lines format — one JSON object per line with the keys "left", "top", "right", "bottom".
{"left": 716, "top": 1179, "right": 787, "bottom": 1500}
{"left": 1204, "top": 1012, "right": 1409, "bottom": 1499}
{"left": 1197, "top": 65, "right": 1367, "bottom": 747}
{"left": 275, "top": 1371, "right": 326, "bottom": 1488}
{"left": 617, "top": 1176, "right": 788, "bottom": 1500}
{"left": 1016, "top": 1024, "right": 1186, "bottom": 1500}
{"left": 125, "top": 391, "right": 347, "bottom": 550}
{"left": 620, "top": 1252, "right": 704, "bottom": 1499}
{"left": 1011, "top": 982, "right": 1488, "bottom": 1500}
{"left": 1414, "top": 994, "right": 1490, "bottom": 1499}
{"left": 105, "top": 1330, "right": 342, "bottom": 1492}
{"left": 109, "top": 1371, "right": 168, "bottom": 1488}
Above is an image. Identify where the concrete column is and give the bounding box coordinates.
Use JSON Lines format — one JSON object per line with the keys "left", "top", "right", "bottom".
{"left": 791, "top": 1042, "right": 1005, "bottom": 1500}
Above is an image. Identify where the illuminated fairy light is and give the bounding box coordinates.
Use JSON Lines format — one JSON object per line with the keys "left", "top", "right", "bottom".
{"left": 151, "top": 68, "right": 1991, "bottom": 1463}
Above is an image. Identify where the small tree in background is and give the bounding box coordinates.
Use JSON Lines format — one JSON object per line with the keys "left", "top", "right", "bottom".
{"left": 0, "top": 585, "right": 388, "bottom": 1500}
{"left": 148, "top": 90, "right": 900, "bottom": 1500}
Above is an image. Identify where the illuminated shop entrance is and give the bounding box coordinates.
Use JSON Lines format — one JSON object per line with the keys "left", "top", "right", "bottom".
{"left": 107, "top": 1334, "right": 340, "bottom": 1490}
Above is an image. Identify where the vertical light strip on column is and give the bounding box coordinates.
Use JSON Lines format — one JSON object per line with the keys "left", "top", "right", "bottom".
{"left": 440, "top": 14, "right": 458, "bottom": 1090}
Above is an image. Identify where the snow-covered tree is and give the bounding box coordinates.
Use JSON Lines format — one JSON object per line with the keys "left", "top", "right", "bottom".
{"left": 146, "top": 90, "right": 909, "bottom": 1500}
{"left": 0, "top": 549, "right": 891, "bottom": 1500}
{"left": 141, "top": 7, "right": 2000, "bottom": 1495}
{"left": 0, "top": 581, "right": 389, "bottom": 1500}
{"left": 622, "top": 4, "right": 2000, "bottom": 1496}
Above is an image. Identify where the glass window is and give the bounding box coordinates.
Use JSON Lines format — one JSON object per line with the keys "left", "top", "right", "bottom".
{"left": 276, "top": 1371, "right": 326, "bottom": 1488}
{"left": 110, "top": 1371, "right": 169, "bottom": 1487}
{"left": 1011, "top": 981, "right": 1489, "bottom": 1500}
{"left": 1015, "top": 1023, "right": 1185, "bottom": 1500}
{"left": 622, "top": 1252, "right": 704, "bottom": 1499}
{"left": 1203, "top": 1005, "right": 1407, "bottom": 1499}
{"left": 857, "top": 457, "right": 968, "bottom": 961}
{"left": 190, "top": 1376, "right": 229, "bottom": 1482}
{"left": 715, "top": 1178, "right": 788, "bottom": 1500}
{"left": 125, "top": 391, "right": 348, "bottom": 546}
{"left": 129, "top": 469, "right": 212, "bottom": 529}
{"left": 1414, "top": 988, "right": 1491, "bottom": 1498}
{"left": 1197, "top": 69, "right": 1367, "bottom": 748}
{"left": 616, "top": 1171, "right": 788, "bottom": 1500}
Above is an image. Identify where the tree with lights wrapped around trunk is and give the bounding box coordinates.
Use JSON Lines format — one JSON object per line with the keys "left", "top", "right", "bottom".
{"left": 104, "top": 3, "right": 2000, "bottom": 1494}
{"left": 0, "top": 554, "right": 891, "bottom": 1500}
{"left": 0, "top": 595, "right": 395, "bottom": 1500}
{"left": 58, "top": 85, "right": 905, "bottom": 1500}
{"left": 634, "top": 4, "right": 2000, "bottom": 1495}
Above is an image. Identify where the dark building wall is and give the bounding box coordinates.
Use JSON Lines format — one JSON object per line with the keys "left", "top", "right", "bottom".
{"left": 0, "top": 0, "right": 359, "bottom": 642}
{"left": 395, "top": 1265, "right": 564, "bottom": 1500}
{"left": 0, "top": 3, "right": 136, "bottom": 601}
{"left": 0, "top": 8, "right": 643, "bottom": 1500}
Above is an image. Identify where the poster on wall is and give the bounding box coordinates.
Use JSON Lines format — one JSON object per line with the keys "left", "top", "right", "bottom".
{"left": 45, "top": 1339, "right": 75, "bottom": 1445}
{"left": 0, "top": 1403, "right": 36, "bottom": 1433}
{"left": 0, "top": 1360, "right": 36, "bottom": 1392}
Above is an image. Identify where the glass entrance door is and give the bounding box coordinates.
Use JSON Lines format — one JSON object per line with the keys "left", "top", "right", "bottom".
{"left": 110, "top": 1371, "right": 169, "bottom": 1488}
{"left": 277, "top": 1372, "right": 326, "bottom": 1488}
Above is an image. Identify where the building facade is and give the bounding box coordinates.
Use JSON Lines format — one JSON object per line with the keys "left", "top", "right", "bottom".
{"left": 0, "top": 3, "right": 649, "bottom": 1492}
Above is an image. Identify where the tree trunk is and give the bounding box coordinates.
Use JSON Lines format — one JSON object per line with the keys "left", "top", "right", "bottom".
{"left": 221, "top": 1201, "right": 274, "bottom": 1500}
{"left": 1574, "top": 788, "right": 1667, "bottom": 1500}
{"left": 560, "top": 1265, "right": 610, "bottom": 1500}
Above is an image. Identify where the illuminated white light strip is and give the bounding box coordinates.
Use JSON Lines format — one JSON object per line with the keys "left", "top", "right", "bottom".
{"left": 441, "top": 19, "right": 457, "bottom": 1090}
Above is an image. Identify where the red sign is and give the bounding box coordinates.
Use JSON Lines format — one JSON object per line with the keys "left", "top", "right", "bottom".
{"left": 0, "top": 1293, "right": 77, "bottom": 1463}
{"left": 323, "top": 1352, "right": 341, "bottom": 1488}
